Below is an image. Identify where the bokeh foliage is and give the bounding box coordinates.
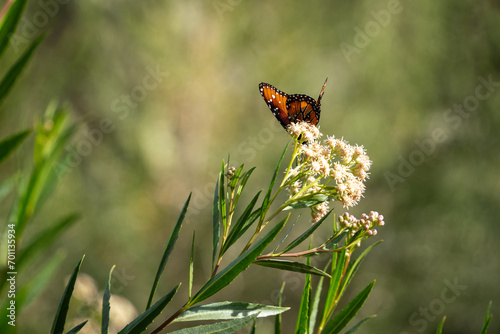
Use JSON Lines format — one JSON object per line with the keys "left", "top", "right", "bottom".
{"left": 0, "top": 0, "right": 499, "bottom": 333}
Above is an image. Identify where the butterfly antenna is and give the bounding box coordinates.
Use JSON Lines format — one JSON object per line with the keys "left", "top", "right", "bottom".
{"left": 317, "top": 77, "right": 328, "bottom": 106}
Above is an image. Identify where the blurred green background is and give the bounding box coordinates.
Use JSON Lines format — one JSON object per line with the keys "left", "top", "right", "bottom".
{"left": 1, "top": 0, "right": 499, "bottom": 333}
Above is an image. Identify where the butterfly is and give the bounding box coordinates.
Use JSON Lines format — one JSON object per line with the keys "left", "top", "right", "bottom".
{"left": 259, "top": 78, "right": 328, "bottom": 129}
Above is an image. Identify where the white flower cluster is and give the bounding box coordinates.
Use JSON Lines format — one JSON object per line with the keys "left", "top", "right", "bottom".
{"left": 285, "top": 122, "right": 372, "bottom": 221}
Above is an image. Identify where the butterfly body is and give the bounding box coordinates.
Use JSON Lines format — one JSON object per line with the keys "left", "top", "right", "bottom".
{"left": 259, "top": 79, "right": 327, "bottom": 129}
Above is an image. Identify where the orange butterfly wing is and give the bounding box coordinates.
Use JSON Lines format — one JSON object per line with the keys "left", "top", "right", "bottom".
{"left": 259, "top": 79, "right": 327, "bottom": 129}
{"left": 286, "top": 95, "right": 320, "bottom": 126}
{"left": 259, "top": 83, "right": 290, "bottom": 128}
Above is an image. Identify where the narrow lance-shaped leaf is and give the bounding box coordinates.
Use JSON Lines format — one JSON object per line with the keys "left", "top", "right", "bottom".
{"left": 34, "top": 112, "right": 75, "bottom": 188}
{"left": 174, "top": 302, "right": 289, "bottom": 322}
{"left": 274, "top": 282, "right": 285, "bottom": 334}
{"left": 342, "top": 240, "right": 382, "bottom": 293}
{"left": 250, "top": 320, "right": 256, "bottom": 334}
{"left": 36, "top": 107, "right": 71, "bottom": 164}
{"left": 0, "top": 0, "right": 27, "bottom": 57}
{"left": 14, "top": 110, "right": 76, "bottom": 236}
{"left": 272, "top": 217, "right": 297, "bottom": 253}
{"left": 323, "top": 230, "right": 348, "bottom": 250}
{"left": 283, "top": 194, "right": 329, "bottom": 210}
{"left": 223, "top": 207, "right": 260, "bottom": 253}
{"left": 212, "top": 173, "right": 221, "bottom": 271}
{"left": 102, "top": 265, "right": 115, "bottom": 334}
{"left": 0, "top": 34, "right": 44, "bottom": 105}
{"left": 294, "top": 262, "right": 311, "bottom": 334}
{"left": 64, "top": 320, "right": 87, "bottom": 334}
{"left": 280, "top": 210, "right": 332, "bottom": 254}
{"left": 344, "top": 315, "right": 377, "bottom": 334}
{"left": 320, "top": 249, "right": 348, "bottom": 327}
{"left": 119, "top": 284, "right": 180, "bottom": 334}
{"left": 480, "top": 301, "right": 493, "bottom": 334}
{"left": 260, "top": 143, "right": 288, "bottom": 223}
{"left": 167, "top": 313, "right": 258, "bottom": 334}
{"left": 189, "top": 232, "right": 195, "bottom": 299}
{"left": 254, "top": 259, "right": 331, "bottom": 278}
{"left": 309, "top": 272, "right": 326, "bottom": 333}
{"left": 146, "top": 193, "right": 190, "bottom": 310}
{"left": 0, "top": 129, "right": 31, "bottom": 164}
{"left": 233, "top": 166, "right": 256, "bottom": 208}
{"left": 435, "top": 316, "right": 446, "bottom": 334}
{"left": 228, "top": 164, "right": 244, "bottom": 189}
{"left": 219, "top": 161, "right": 227, "bottom": 231}
{"left": 50, "top": 255, "right": 85, "bottom": 334}
{"left": 311, "top": 261, "right": 332, "bottom": 334}
{"left": 321, "top": 280, "right": 375, "bottom": 334}
{"left": 221, "top": 191, "right": 261, "bottom": 255}
{"left": 191, "top": 215, "right": 288, "bottom": 305}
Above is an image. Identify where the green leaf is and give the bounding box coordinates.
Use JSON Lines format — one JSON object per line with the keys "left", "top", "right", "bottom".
{"left": 272, "top": 217, "right": 298, "bottom": 253}
{"left": 36, "top": 125, "right": 78, "bottom": 210}
{"left": 261, "top": 144, "right": 288, "bottom": 223}
{"left": 283, "top": 194, "right": 329, "bottom": 210}
{"left": 0, "top": 129, "right": 31, "bottom": 164}
{"left": 0, "top": 33, "right": 44, "bottom": 105}
{"left": 480, "top": 301, "right": 492, "bottom": 334}
{"left": 191, "top": 216, "right": 288, "bottom": 305}
{"left": 295, "top": 271, "right": 311, "bottom": 334}
{"left": 250, "top": 320, "right": 256, "bottom": 334}
{"left": 321, "top": 280, "right": 375, "bottom": 334}
{"left": 228, "top": 164, "right": 243, "bottom": 189}
{"left": 17, "top": 213, "right": 79, "bottom": 267}
{"left": 254, "top": 259, "right": 331, "bottom": 277}
{"left": 435, "top": 316, "right": 446, "bottom": 334}
{"left": 224, "top": 207, "right": 261, "bottom": 252}
{"left": 50, "top": 255, "right": 85, "bottom": 334}
{"left": 221, "top": 191, "right": 261, "bottom": 255}
{"left": 189, "top": 232, "right": 195, "bottom": 299}
{"left": 233, "top": 166, "right": 256, "bottom": 208}
{"left": 342, "top": 241, "right": 382, "bottom": 291}
{"left": 119, "top": 284, "right": 180, "bottom": 334}
{"left": 274, "top": 282, "right": 285, "bottom": 334}
{"left": 320, "top": 250, "right": 348, "bottom": 327}
{"left": 13, "top": 109, "right": 76, "bottom": 236}
{"left": 219, "top": 161, "right": 227, "bottom": 231}
{"left": 212, "top": 173, "right": 221, "bottom": 271}
{"left": 65, "top": 320, "right": 87, "bottom": 334}
{"left": 146, "top": 193, "right": 190, "bottom": 310}
{"left": 168, "top": 314, "right": 258, "bottom": 334}
{"left": 280, "top": 210, "right": 332, "bottom": 254}
{"left": 323, "top": 231, "right": 348, "bottom": 250}
{"left": 344, "top": 315, "right": 377, "bottom": 334}
{"left": 309, "top": 269, "right": 327, "bottom": 333}
{"left": 34, "top": 105, "right": 70, "bottom": 164}
{"left": 102, "top": 265, "right": 115, "bottom": 334}
{"left": 174, "top": 302, "right": 289, "bottom": 322}
{"left": 0, "top": 0, "right": 27, "bottom": 57}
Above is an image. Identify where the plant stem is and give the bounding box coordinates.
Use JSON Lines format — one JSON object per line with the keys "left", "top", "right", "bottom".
{"left": 151, "top": 303, "right": 189, "bottom": 334}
